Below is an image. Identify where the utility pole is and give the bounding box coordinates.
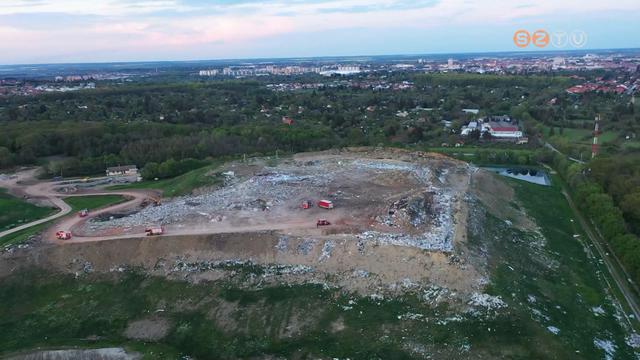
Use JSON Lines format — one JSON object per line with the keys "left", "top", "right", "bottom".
{"left": 592, "top": 114, "right": 601, "bottom": 159}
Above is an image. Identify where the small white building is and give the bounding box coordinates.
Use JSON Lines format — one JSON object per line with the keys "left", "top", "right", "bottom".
{"left": 106, "top": 165, "right": 138, "bottom": 177}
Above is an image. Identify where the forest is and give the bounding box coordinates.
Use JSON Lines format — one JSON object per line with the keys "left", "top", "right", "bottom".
{"left": 1, "top": 72, "right": 621, "bottom": 173}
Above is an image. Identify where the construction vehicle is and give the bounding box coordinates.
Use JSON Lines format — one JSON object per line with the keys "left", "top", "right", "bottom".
{"left": 150, "top": 195, "right": 162, "bottom": 207}
{"left": 55, "top": 231, "right": 72, "bottom": 240}
{"left": 78, "top": 209, "right": 89, "bottom": 217}
{"left": 145, "top": 226, "right": 164, "bottom": 236}
{"left": 318, "top": 200, "right": 334, "bottom": 209}
{"left": 316, "top": 219, "right": 331, "bottom": 227}
{"left": 301, "top": 200, "right": 312, "bottom": 209}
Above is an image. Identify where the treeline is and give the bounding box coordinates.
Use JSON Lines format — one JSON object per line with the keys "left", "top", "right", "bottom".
{"left": 588, "top": 155, "right": 640, "bottom": 234}
{"left": 435, "top": 147, "right": 543, "bottom": 165}
{"left": 20, "top": 122, "right": 340, "bottom": 177}
{"left": 553, "top": 153, "right": 640, "bottom": 283}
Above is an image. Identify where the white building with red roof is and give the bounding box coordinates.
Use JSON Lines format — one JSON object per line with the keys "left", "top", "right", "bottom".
{"left": 484, "top": 124, "right": 523, "bottom": 138}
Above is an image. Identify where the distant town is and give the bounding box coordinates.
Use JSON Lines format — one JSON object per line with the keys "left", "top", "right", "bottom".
{"left": 1, "top": 50, "right": 639, "bottom": 97}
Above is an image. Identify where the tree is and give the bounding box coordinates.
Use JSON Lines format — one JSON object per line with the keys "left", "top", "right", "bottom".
{"left": 621, "top": 192, "right": 640, "bottom": 226}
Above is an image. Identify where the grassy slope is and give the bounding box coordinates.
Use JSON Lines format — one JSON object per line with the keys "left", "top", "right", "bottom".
{"left": 0, "top": 176, "right": 637, "bottom": 359}
{"left": 108, "top": 163, "right": 222, "bottom": 197}
{"left": 0, "top": 188, "right": 55, "bottom": 232}
{"left": 0, "top": 222, "right": 50, "bottom": 247}
{"left": 486, "top": 177, "right": 636, "bottom": 359}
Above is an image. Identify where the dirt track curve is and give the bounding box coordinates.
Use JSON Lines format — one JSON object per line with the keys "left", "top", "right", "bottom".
{"left": 0, "top": 169, "right": 155, "bottom": 242}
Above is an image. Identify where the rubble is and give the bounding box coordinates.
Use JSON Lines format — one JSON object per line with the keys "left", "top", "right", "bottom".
{"left": 547, "top": 326, "right": 560, "bottom": 335}
{"left": 83, "top": 154, "right": 463, "bottom": 253}
{"left": 169, "top": 258, "right": 314, "bottom": 277}
{"left": 45, "top": 150, "right": 488, "bottom": 308}
{"left": 467, "top": 293, "right": 507, "bottom": 315}
{"left": 297, "top": 238, "right": 316, "bottom": 256}
{"left": 319, "top": 240, "right": 335, "bottom": 262}
{"left": 593, "top": 338, "right": 617, "bottom": 360}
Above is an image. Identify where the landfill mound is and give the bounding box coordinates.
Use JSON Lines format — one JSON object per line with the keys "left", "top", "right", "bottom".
{"left": 3, "top": 149, "right": 494, "bottom": 302}
{"left": 79, "top": 149, "right": 468, "bottom": 253}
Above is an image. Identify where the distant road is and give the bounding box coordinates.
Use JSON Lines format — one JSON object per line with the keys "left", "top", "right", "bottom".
{"left": 544, "top": 142, "right": 585, "bottom": 164}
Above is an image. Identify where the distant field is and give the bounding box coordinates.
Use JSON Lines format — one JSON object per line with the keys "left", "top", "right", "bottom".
{"left": 0, "top": 189, "right": 55, "bottom": 232}
{"left": 548, "top": 127, "right": 618, "bottom": 144}
{"left": 109, "top": 163, "right": 222, "bottom": 197}
{"left": 621, "top": 140, "right": 640, "bottom": 150}
{"left": 63, "top": 195, "right": 127, "bottom": 212}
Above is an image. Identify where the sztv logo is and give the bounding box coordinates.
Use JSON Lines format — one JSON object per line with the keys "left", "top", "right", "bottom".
{"left": 513, "top": 30, "right": 587, "bottom": 49}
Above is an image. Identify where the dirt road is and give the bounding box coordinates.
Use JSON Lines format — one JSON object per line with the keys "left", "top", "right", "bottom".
{"left": 0, "top": 169, "right": 154, "bottom": 241}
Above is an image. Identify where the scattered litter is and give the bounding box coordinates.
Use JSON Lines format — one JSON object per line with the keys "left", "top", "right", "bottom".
{"left": 592, "top": 306, "right": 606, "bottom": 316}
{"left": 547, "top": 326, "right": 560, "bottom": 335}
{"left": 319, "top": 240, "right": 335, "bottom": 262}
{"left": 297, "top": 238, "right": 316, "bottom": 256}
{"left": 467, "top": 293, "right": 507, "bottom": 315}
{"left": 593, "top": 338, "right": 617, "bottom": 360}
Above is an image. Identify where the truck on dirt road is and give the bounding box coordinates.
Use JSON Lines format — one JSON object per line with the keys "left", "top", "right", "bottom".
{"left": 55, "top": 231, "right": 72, "bottom": 240}
{"left": 145, "top": 226, "right": 164, "bottom": 236}
{"left": 318, "top": 200, "right": 334, "bottom": 209}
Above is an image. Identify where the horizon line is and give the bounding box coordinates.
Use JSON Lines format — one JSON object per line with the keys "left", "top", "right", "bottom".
{"left": 2, "top": 47, "right": 640, "bottom": 68}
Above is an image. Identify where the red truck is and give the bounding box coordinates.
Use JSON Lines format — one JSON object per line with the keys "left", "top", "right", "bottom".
{"left": 316, "top": 219, "right": 331, "bottom": 227}
{"left": 145, "top": 226, "right": 164, "bottom": 236}
{"left": 55, "top": 231, "right": 72, "bottom": 240}
{"left": 318, "top": 200, "right": 334, "bottom": 209}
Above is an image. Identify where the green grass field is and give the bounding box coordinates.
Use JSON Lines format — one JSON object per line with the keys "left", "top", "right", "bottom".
{"left": 0, "top": 175, "right": 637, "bottom": 359}
{"left": 0, "top": 188, "right": 55, "bottom": 232}
{"left": 0, "top": 195, "right": 127, "bottom": 247}
{"left": 63, "top": 195, "right": 127, "bottom": 212}
{"left": 108, "top": 162, "right": 222, "bottom": 197}
{"left": 547, "top": 127, "right": 618, "bottom": 144}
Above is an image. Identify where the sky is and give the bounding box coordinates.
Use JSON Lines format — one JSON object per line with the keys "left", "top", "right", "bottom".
{"left": 1, "top": 0, "right": 640, "bottom": 65}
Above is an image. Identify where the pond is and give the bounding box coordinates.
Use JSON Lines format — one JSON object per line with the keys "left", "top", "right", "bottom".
{"left": 484, "top": 167, "right": 551, "bottom": 186}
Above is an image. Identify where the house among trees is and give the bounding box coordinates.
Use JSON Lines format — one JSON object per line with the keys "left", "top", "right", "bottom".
{"left": 106, "top": 165, "right": 138, "bottom": 177}
{"left": 282, "top": 116, "right": 294, "bottom": 125}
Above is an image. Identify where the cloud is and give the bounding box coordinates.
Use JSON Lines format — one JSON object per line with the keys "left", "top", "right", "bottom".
{"left": 0, "top": 0, "right": 194, "bottom": 16}
{"left": 1, "top": 0, "right": 640, "bottom": 64}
